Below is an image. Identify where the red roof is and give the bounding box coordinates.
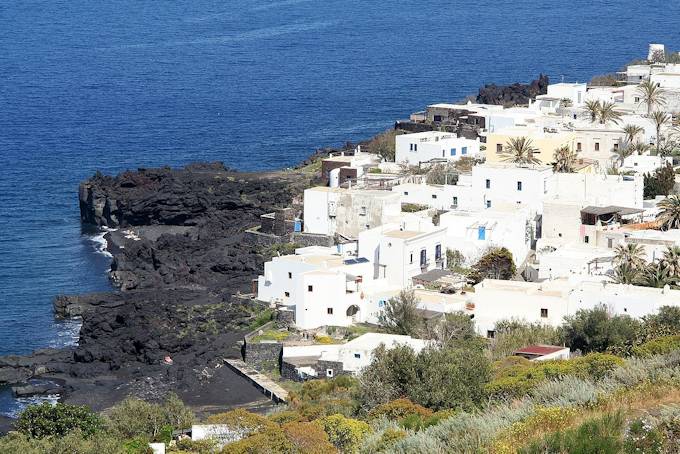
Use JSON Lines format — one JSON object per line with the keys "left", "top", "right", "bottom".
{"left": 513, "top": 345, "right": 566, "bottom": 356}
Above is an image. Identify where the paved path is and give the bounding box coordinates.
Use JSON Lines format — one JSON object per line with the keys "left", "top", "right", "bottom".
{"left": 224, "top": 358, "right": 289, "bottom": 404}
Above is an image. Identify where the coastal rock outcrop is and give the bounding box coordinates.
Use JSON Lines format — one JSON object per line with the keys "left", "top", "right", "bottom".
{"left": 1, "top": 163, "right": 317, "bottom": 413}
{"left": 476, "top": 74, "right": 549, "bottom": 106}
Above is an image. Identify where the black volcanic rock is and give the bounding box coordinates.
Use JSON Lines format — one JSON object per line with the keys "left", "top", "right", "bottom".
{"left": 476, "top": 74, "right": 549, "bottom": 106}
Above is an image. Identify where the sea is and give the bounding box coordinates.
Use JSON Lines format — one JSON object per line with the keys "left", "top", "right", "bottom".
{"left": 1, "top": 0, "right": 679, "bottom": 416}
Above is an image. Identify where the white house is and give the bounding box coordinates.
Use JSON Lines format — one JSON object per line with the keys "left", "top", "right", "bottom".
{"left": 472, "top": 278, "right": 680, "bottom": 338}
{"left": 303, "top": 186, "right": 401, "bottom": 239}
{"left": 256, "top": 246, "right": 395, "bottom": 330}
{"left": 282, "top": 333, "right": 429, "bottom": 378}
{"left": 395, "top": 131, "right": 481, "bottom": 165}
{"left": 391, "top": 175, "right": 474, "bottom": 211}
{"left": 546, "top": 83, "right": 586, "bottom": 107}
{"left": 358, "top": 223, "right": 447, "bottom": 288}
{"left": 548, "top": 173, "right": 644, "bottom": 209}
{"left": 439, "top": 207, "right": 533, "bottom": 266}
{"left": 536, "top": 244, "right": 615, "bottom": 280}
{"left": 620, "top": 155, "right": 673, "bottom": 175}
{"left": 471, "top": 163, "right": 554, "bottom": 213}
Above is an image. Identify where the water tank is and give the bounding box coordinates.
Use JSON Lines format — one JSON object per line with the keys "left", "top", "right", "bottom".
{"left": 329, "top": 168, "right": 340, "bottom": 187}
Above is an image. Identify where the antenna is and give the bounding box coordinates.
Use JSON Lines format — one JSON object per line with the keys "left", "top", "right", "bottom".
{"left": 561, "top": 74, "right": 565, "bottom": 83}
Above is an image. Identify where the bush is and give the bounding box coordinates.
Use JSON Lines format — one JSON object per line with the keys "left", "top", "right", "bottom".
{"left": 632, "top": 335, "right": 680, "bottom": 357}
{"left": 282, "top": 421, "right": 337, "bottom": 453}
{"left": 373, "top": 428, "right": 407, "bottom": 452}
{"left": 470, "top": 248, "right": 516, "bottom": 283}
{"left": 223, "top": 426, "right": 294, "bottom": 454}
{"left": 319, "top": 414, "right": 371, "bottom": 454}
{"left": 561, "top": 305, "right": 640, "bottom": 353}
{"left": 368, "top": 399, "right": 432, "bottom": 421}
{"left": 489, "top": 320, "right": 563, "bottom": 360}
{"left": 378, "top": 290, "right": 423, "bottom": 336}
{"left": 106, "top": 394, "right": 195, "bottom": 441}
{"left": 519, "top": 413, "right": 624, "bottom": 454}
{"left": 16, "top": 402, "right": 104, "bottom": 439}
{"left": 0, "top": 429, "right": 126, "bottom": 453}
{"left": 624, "top": 417, "right": 663, "bottom": 454}
{"left": 206, "top": 408, "right": 274, "bottom": 436}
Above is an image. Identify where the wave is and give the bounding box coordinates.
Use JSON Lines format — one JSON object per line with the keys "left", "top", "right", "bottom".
{"left": 97, "top": 20, "right": 337, "bottom": 51}
{"left": 89, "top": 227, "right": 115, "bottom": 258}
{"left": 186, "top": 0, "right": 314, "bottom": 23}
{"left": 250, "top": 0, "right": 315, "bottom": 12}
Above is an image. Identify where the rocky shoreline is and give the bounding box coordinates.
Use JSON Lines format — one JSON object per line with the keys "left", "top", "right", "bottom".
{"left": 0, "top": 162, "right": 317, "bottom": 422}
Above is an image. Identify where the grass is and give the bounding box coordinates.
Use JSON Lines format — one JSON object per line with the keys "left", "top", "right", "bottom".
{"left": 248, "top": 308, "right": 274, "bottom": 331}
{"left": 251, "top": 329, "right": 290, "bottom": 343}
{"left": 342, "top": 324, "right": 385, "bottom": 341}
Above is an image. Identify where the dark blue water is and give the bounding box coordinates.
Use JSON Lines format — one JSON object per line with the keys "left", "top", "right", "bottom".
{"left": 0, "top": 0, "right": 679, "bottom": 413}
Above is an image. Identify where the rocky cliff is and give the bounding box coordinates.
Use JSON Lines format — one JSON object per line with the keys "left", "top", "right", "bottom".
{"left": 0, "top": 162, "right": 316, "bottom": 413}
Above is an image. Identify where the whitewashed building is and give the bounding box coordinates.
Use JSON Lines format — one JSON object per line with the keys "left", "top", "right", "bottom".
{"left": 620, "top": 155, "right": 673, "bottom": 175}
{"left": 358, "top": 223, "right": 447, "bottom": 288}
{"left": 303, "top": 186, "right": 401, "bottom": 239}
{"left": 391, "top": 175, "right": 474, "bottom": 211}
{"left": 439, "top": 207, "right": 533, "bottom": 266}
{"left": 471, "top": 163, "right": 553, "bottom": 213}
{"left": 395, "top": 131, "right": 481, "bottom": 165}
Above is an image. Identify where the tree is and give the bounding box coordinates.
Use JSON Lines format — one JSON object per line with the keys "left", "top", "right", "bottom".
{"left": 639, "top": 263, "right": 674, "bottom": 288}
{"left": 16, "top": 403, "right": 103, "bottom": 439}
{"left": 657, "top": 195, "right": 680, "bottom": 230}
{"left": 488, "top": 320, "right": 563, "bottom": 360}
{"left": 612, "top": 141, "right": 636, "bottom": 168}
{"left": 636, "top": 80, "right": 667, "bottom": 115}
{"left": 561, "top": 306, "right": 640, "bottom": 353}
{"left": 644, "top": 163, "right": 676, "bottom": 198}
{"left": 583, "top": 100, "right": 601, "bottom": 123}
{"left": 106, "top": 394, "right": 195, "bottom": 441}
{"left": 660, "top": 246, "right": 680, "bottom": 279}
{"left": 471, "top": 247, "right": 516, "bottom": 282}
{"left": 613, "top": 243, "right": 647, "bottom": 270}
{"left": 612, "top": 262, "right": 639, "bottom": 285}
{"left": 597, "top": 101, "right": 622, "bottom": 125}
{"left": 368, "top": 130, "right": 398, "bottom": 162}
{"left": 500, "top": 136, "right": 541, "bottom": 165}
{"left": 425, "top": 311, "right": 476, "bottom": 346}
{"left": 622, "top": 124, "right": 644, "bottom": 144}
{"left": 379, "top": 290, "right": 423, "bottom": 336}
{"left": 282, "top": 421, "right": 338, "bottom": 454}
{"left": 650, "top": 110, "right": 671, "bottom": 154}
{"left": 552, "top": 145, "right": 579, "bottom": 173}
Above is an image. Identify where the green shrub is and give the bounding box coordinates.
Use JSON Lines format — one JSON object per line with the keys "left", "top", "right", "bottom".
{"left": 206, "top": 408, "right": 274, "bottom": 435}
{"left": 16, "top": 402, "right": 104, "bottom": 439}
{"left": 374, "top": 428, "right": 407, "bottom": 452}
{"left": 173, "top": 438, "right": 217, "bottom": 453}
{"left": 107, "top": 394, "right": 195, "bottom": 441}
{"left": 319, "top": 414, "right": 371, "bottom": 454}
{"left": 624, "top": 417, "right": 663, "bottom": 454}
{"left": 368, "top": 398, "right": 432, "bottom": 421}
{"left": 519, "top": 413, "right": 624, "bottom": 454}
{"left": 632, "top": 335, "right": 680, "bottom": 357}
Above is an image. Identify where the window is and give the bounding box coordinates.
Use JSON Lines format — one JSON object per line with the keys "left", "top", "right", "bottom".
{"left": 450, "top": 148, "right": 456, "bottom": 156}
{"left": 613, "top": 143, "right": 619, "bottom": 150}
{"left": 414, "top": 144, "right": 418, "bottom": 151}
{"left": 478, "top": 226, "right": 486, "bottom": 240}
{"left": 354, "top": 353, "right": 361, "bottom": 359}
{"left": 284, "top": 291, "right": 290, "bottom": 297}
{"left": 432, "top": 194, "right": 437, "bottom": 199}
{"left": 288, "top": 272, "right": 292, "bottom": 279}
{"left": 410, "top": 143, "right": 413, "bottom": 151}
{"left": 360, "top": 206, "right": 367, "bottom": 216}
{"left": 308, "top": 285, "right": 313, "bottom": 292}
{"left": 409, "top": 252, "right": 414, "bottom": 264}
{"left": 517, "top": 181, "right": 522, "bottom": 191}
{"left": 634, "top": 97, "right": 640, "bottom": 103}
{"left": 420, "top": 249, "right": 427, "bottom": 267}
{"left": 434, "top": 115, "right": 442, "bottom": 122}
{"left": 404, "top": 191, "right": 409, "bottom": 196}
{"left": 327, "top": 308, "right": 333, "bottom": 315}
{"left": 486, "top": 200, "right": 492, "bottom": 208}
{"left": 541, "top": 308, "right": 548, "bottom": 318}
{"left": 577, "top": 142, "right": 582, "bottom": 151}
{"left": 595, "top": 142, "right": 600, "bottom": 151}
{"left": 584, "top": 235, "right": 590, "bottom": 244}
{"left": 326, "top": 369, "right": 334, "bottom": 377}
{"left": 607, "top": 238, "right": 613, "bottom": 248}
{"left": 442, "top": 150, "right": 445, "bottom": 158}
{"left": 435, "top": 244, "right": 442, "bottom": 260}
{"left": 462, "top": 146, "right": 467, "bottom": 155}
{"left": 452, "top": 196, "right": 458, "bottom": 207}
{"left": 496, "top": 144, "right": 503, "bottom": 153}
{"left": 485, "top": 179, "right": 491, "bottom": 189}
{"left": 487, "top": 330, "right": 495, "bottom": 339}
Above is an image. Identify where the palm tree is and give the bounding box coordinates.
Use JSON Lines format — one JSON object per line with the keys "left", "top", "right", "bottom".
{"left": 612, "top": 141, "right": 635, "bottom": 168}
{"left": 597, "top": 101, "right": 622, "bottom": 125}
{"left": 636, "top": 80, "right": 667, "bottom": 115}
{"left": 500, "top": 137, "right": 542, "bottom": 166}
{"left": 552, "top": 145, "right": 579, "bottom": 173}
{"left": 613, "top": 262, "right": 639, "bottom": 285}
{"left": 640, "top": 263, "right": 673, "bottom": 288}
{"left": 622, "top": 124, "right": 644, "bottom": 144}
{"left": 660, "top": 246, "right": 680, "bottom": 279}
{"left": 657, "top": 195, "right": 680, "bottom": 231}
{"left": 613, "top": 243, "right": 647, "bottom": 270}
{"left": 583, "top": 100, "right": 601, "bottom": 123}
{"left": 650, "top": 111, "right": 671, "bottom": 154}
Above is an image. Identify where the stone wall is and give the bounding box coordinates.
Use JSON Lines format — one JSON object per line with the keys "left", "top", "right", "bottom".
{"left": 291, "top": 232, "right": 334, "bottom": 247}
{"left": 242, "top": 340, "right": 282, "bottom": 372}
{"left": 281, "top": 360, "right": 302, "bottom": 381}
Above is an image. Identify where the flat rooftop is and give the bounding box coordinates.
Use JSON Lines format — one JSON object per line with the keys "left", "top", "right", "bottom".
{"left": 383, "top": 230, "right": 425, "bottom": 240}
